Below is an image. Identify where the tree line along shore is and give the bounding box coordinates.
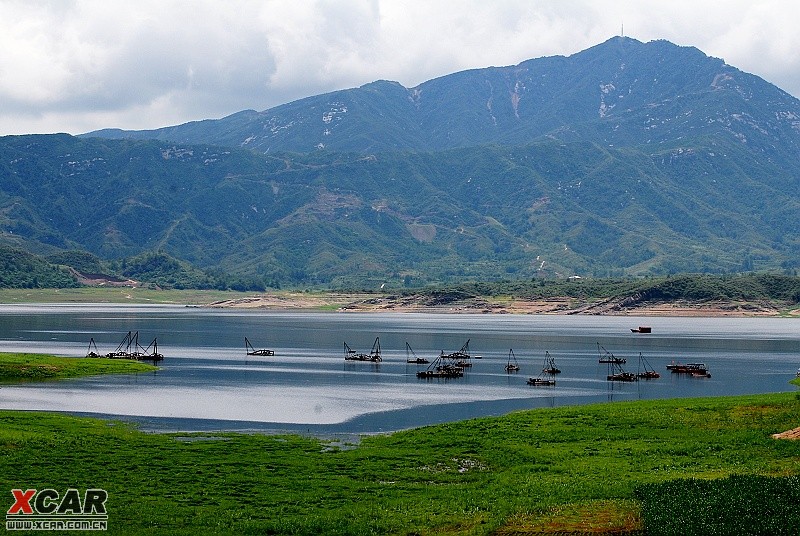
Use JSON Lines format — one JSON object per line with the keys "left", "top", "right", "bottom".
{"left": 1, "top": 273, "right": 800, "bottom": 317}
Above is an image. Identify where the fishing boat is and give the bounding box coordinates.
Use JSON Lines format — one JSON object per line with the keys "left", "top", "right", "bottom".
{"left": 636, "top": 352, "right": 660, "bottom": 379}
{"left": 667, "top": 362, "right": 710, "bottom": 376}
{"left": 97, "top": 331, "right": 163, "bottom": 362}
{"left": 542, "top": 351, "right": 561, "bottom": 375}
{"left": 86, "top": 337, "right": 102, "bottom": 358}
{"left": 245, "top": 337, "right": 274, "bottom": 357}
{"left": 141, "top": 338, "right": 164, "bottom": 363}
{"left": 416, "top": 365, "right": 464, "bottom": 379}
{"left": 607, "top": 360, "right": 637, "bottom": 382}
{"left": 405, "top": 342, "right": 429, "bottom": 364}
{"left": 447, "top": 339, "right": 472, "bottom": 360}
{"left": 597, "top": 343, "right": 626, "bottom": 364}
{"left": 417, "top": 353, "right": 464, "bottom": 378}
{"left": 505, "top": 349, "right": 520, "bottom": 372}
{"left": 528, "top": 352, "right": 557, "bottom": 386}
{"left": 527, "top": 377, "right": 555, "bottom": 386}
{"left": 344, "top": 337, "right": 382, "bottom": 362}
{"left": 631, "top": 326, "right": 652, "bottom": 333}
{"left": 442, "top": 339, "right": 473, "bottom": 368}
{"left": 105, "top": 331, "right": 137, "bottom": 358}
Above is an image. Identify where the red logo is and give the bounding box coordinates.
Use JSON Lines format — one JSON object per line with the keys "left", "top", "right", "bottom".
{"left": 7, "top": 489, "right": 35, "bottom": 515}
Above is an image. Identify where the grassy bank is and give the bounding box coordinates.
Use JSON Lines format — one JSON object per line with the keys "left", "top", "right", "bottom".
{"left": 0, "top": 287, "right": 246, "bottom": 305}
{"left": 0, "top": 352, "right": 157, "bottom": 382}
{"left": 1, "top": 392, "right": 798, "bottom": 534}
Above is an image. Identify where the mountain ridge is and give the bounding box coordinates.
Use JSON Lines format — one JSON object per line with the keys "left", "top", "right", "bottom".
{"left": 83, "top": 37, "right": 800, "bottom": 159}
{"left": 0, "top": 37, "right": 795, "bottom": 286}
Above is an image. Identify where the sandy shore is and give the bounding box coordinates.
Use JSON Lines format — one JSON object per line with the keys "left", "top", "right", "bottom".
{"left": 207, "top": 293, "right": 800, "bottom": 317}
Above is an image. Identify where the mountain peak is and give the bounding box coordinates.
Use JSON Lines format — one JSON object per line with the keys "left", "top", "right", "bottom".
{"left": 7, "top": 35, "right": 800, "bottom": 284}
{"left": 82, "top": 37, "right": 798, "bottom": 157}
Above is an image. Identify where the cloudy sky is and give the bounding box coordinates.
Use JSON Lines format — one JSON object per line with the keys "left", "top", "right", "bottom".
{"left": 2, "top": 0, "right": 798, "bottom": 136}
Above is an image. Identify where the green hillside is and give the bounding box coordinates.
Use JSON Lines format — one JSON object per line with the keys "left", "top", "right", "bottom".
{"left": 2, "top": 37, "right": 798, "bottom": 286}
{"left": 0, "top": 134, "right": 798, "bottom": 286}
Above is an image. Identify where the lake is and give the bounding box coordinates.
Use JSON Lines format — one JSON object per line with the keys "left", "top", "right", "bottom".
{"left": 0, "top": 304, "right": 798, "bottom": 435}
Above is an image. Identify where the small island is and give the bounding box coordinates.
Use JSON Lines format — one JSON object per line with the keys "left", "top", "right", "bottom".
{"left": 0, "top": 352, "right": 158, "bottom": 383}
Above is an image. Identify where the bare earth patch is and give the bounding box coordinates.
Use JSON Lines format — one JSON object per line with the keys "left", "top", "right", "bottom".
{"left": 207, "top": 293, "right": 795, "bottom": 317}
{"left": 772, "top": 427, "right": 800, "bottom": 440}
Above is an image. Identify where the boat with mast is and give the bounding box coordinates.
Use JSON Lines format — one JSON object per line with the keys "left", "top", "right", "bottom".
{"left": 445, "top": 339, "right": 473, "bottom": 368}
{"left": 528, "top": 351, "right": 557, "bottom": 386}
{"left": 245, "top": 337, "right": 274, "bottom": 357}
{"left": 636, "top": 352, "right": 660, "bottom": 379}
{"left": 597, "top": 343, "right": 626, "bottom": 364}
{"left": 607, "top": 360, "right": 636, "bottom": 382}
{"left": 416, "top": 352, "right": 464, "bottom": 378}
{"left": 505, "top": 349, "right": 520, "bottom": 372}
{"left": 88, "top": 331, "right": 163, "bottom": 363}
{"left": 542, "top": 351, "right": 560, "bottom": 375}
{"left": 405, "top": 342, "right": 429, "bottom": 364}
{"left": 667, "top": 361, "right": 710, "bottom": 377}
{"left": 527, "top": 371, "right": 555, "bottom": 386}
{"left": 344, "top": 337, "right": 382, "bottom": 362}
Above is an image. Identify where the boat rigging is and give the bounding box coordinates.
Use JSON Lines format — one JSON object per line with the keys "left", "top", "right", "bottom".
{"left": 344, "top": 337, "right": 382, "bottom": 362}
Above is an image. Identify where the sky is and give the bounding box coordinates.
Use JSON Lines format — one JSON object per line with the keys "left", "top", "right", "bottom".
{"left": 2, "top": 0, "right": 799, "bottom": 136}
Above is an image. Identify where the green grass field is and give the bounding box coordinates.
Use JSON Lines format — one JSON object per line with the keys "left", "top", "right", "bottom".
{"left": 1, "top": 390, "right": 799, "bottom": 534}
{"left": 0, "top": 287, "right": 243, "bottom": 305}
{"left": 0, "top": 352, "right": 158, "bottom": 382}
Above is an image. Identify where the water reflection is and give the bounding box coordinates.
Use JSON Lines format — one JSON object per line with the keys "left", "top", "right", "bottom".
{"left": 0, "top": 305, "right": 798, "bottom": 434}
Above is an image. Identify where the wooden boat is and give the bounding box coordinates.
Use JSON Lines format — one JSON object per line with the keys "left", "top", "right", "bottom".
{"left": 99, "top": 331, "right": 163, "bottom": 362}
{"left": 417, "top": 354, "right": 464, "bottom": 378}
{"left": 597, "top": 343, "right": 626, "bottom": 364}
{"left": 435, "top": 339, "right": 474, "bottom": 368}
{"left": 245, "top": 337, "right": 274, "bottom": 357}
{"left": 416, "top": 365, "right": 464, "bottom": 379}
{"left": 344, "top": 337, "right": 382, "bottom": 362}
{"left": 86, "top": 337, "right": 102, "bottom": 358}
{"left": 528, "top": 352, "right": 558, "bottom": 386}
{"left": 608, "top": 371, "right": 637, "bottom": 382}
{"left": 631, "top": 326, "right": 652, "bottom": 333}
{"left": 527, "top": 377, "right": 555, "bottom": 386}
{"left": 542, "top": 351, "right": 561, "bottom": 375}
{"left": 448, "top": 339, "right": 471, "bottom": 360}
{"left": 141, "top": 338, "right": 164, "bottom": 363}
{"left": 607, "top": 360, "right": 636, "bottom": 382}
{"left": 443, "top": 339, "right": 473, "bottom": 365}
{"left": 667, "top": 362, "right": 709, "bottom": 375}
{"left": 105, "top": 331, "right": 137, "bottom": 358}
{"left": 505, "top": 349, "right": 520, "bottom": 372}
{"left": 405, "top": 342, "right": 429, "bottom": 364}
{"left": 636, "top": 352, "right": 660, "bottom": 379}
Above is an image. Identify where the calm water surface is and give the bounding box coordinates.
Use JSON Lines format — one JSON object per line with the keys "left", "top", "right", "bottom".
{"left": 0, "top": 304, "right": 798, "bottom": 434}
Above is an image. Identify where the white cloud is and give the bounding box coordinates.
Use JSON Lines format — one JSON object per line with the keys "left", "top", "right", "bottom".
{"left": 0, "top": 0, "right": 798, "bottom": 135}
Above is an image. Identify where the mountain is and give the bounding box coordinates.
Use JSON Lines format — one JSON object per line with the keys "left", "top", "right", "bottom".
{"left": 85, "top": 37, "right": 800, "bottom": 159}
{"left": 0, "top": 37, "right": 797, "bottom": 287}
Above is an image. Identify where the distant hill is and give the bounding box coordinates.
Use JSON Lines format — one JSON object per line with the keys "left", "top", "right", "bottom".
{"left": 0, "top": 246, "right": 78, "bottom": 288}
{"left": 0, "top": 37, "right": 796, "bottom": 286}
